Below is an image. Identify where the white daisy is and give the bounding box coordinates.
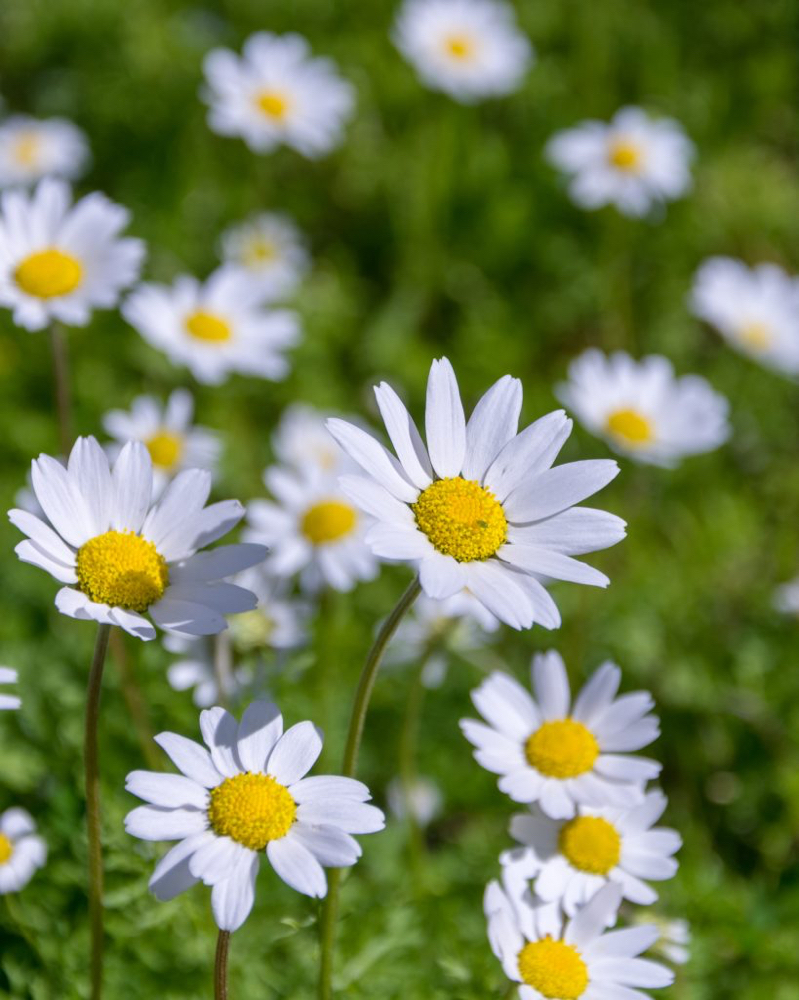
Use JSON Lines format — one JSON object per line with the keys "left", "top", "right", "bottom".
{"left": 163, "top": 633, "right": 249, "bottom": 709}
{"left": 557, "top": 350, "right": 729, "bottom": 467}
{"left": 122, "top": 266, "right": 299, "bottom": 385}
{"left": 219, "top": 212, "right": 309, "bottom": 300}
{"left": 228, "top": 565, "right": 310, "bottom": 652}
{"left": 8, "top": 436, "right": 267, "bottom": 641}
{"left": 393, "top": 0, "right": 533, "bottom": 103}
{"left": 0, "top": 667, "right": 21, "bottom": 710}
{"left": 0, "top": 808, "right": 47, "bottom": 894}
{"left": 461, "top": 651, "right": 661, "bottom": 819}
{"left": 272, "top": 403, "right": 349, "bottom": 477}
{"left": 125, "top": 700, "right": 385, "bottom": 929}
{"left": 628, "top": 911, "right": 690, "bottom": 967}
{"left": 774, "top": 576, "right": 799, "bottom": 614}
{"left": 0, "top": 178, "right": 145, "bottom": 331}
{"left": 327, "top": 358, "right": 625, "bottom": 630}
{"left": 0, "top": 115, "right": 89, "bottom": 188}
{"left": 502, "top": 790, "right": 681, "bottom": 918}
{"left": 689, "top": 257, "right": 799, "bottom": 375}
{"left": 546, "top": 107, "right": 694, "bottom": 218}
{"left": 485, "top": 879, "right": 673, "bottom": 1000}
{"left": 202, "top": 32, "right": 355, "bottom": 158}
{"left": 386, "top": 775, "right": 442, "bottom": 827}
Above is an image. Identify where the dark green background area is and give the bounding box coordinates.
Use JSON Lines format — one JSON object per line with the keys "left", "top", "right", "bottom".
{"left": 1, "top": 0, "right": 798, "bottom": 997}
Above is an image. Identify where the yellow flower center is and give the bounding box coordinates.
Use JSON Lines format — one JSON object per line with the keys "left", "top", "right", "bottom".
{"left": 559, "top": 816, "right": 621, "bottom": 875}
{"left": 607, "top": 139, "right": 642, "bottom": 172}
{"left": 244, "top": 238, "right": 277, "bottom": 266}
{"left": 412, "top": 477, "right": 507, "bottom": 562}
{"left": 231, "top": 609, "right": 275, "bottom": 650}
{"left": 444, "top": 33, "right": 475, "bottom": 60}
{"left": 76, "top": 530, "right": 169, "bottom": 612}
{"left": 518, "top": 937, "right": 589, "bottom": 999}
{"left": 301, "top": 500, "right": 357, "bottom": 545}
{"left": 256, "top": 91, "right": 291, "bottom": 121}
{"left": 208, "top": 772, "right": 296, "bottom": 850}
{"left": 185, "top": 310, "right": 232, "bottom": 343}
{"left": 738, "top": 321, "right": 771, "bottom": 351}
{"left": 605, "top": 408, "right": 654, "bottom": 447}
{"left": 14, "top": 132, "right": 41, "bottom": 166}
{"left": 14, "top": 248, "right": 83, "bottom": 299}
{"left": 145, "top": 430, "right": 183, "bottom": 470}
{"left": 0, "top": 833, "right": 13, "bottom": 865}
{"left": 525, "top": 719, "right": 600, "bottom": 779}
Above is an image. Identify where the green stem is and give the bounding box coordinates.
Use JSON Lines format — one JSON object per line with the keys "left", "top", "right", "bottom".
{"left": 50, "top": 322, "right": 73, "bottom": 455}
{"left": 214, "top": 930, "right": 230, "bottom": 1000}
{"left": 85, "top": 622, "right": 111, "bottom": 1000}
{"left": 109, "top": 629, "right": 159, "bottom": 770}
{"left": 317, "top": 576, "right": 421, "bottom": 1000}
{"left": 213, "top": 632, "right": 233, "bottom": 708}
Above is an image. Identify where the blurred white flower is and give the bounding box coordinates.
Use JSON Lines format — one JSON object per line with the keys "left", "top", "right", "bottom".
{"left": 272, "top": 403, "right": 347, "bottom": 478}
{"left": 0, "top": 808, "right": 47, "bottom": 894}
{"left": 123, "top": 266, "right": 299, "bottom": 385}
{"left": 546, "top": 107, "right": 694, "bottom": 217}
{"left": 774, "top": 577, "right": 799, "bottom": 614}
{"left": 164, "top": 633, "right": 248, "bottom": 708}
{"left": 690, "top": 257, "right": 799, "bottom": 375}
{"left": 219, "top": 213, "right": 309, "bottom": 300}
{"left": 393, "top": 0, "right": 533, "bottom": 103}
{"left": 229, "top": 565, "right": 310, "bottom": 652}
{"left": 0, "top": 115, "right": 89, "bottom": 188}
{"left": 0, "top": 667, "right": 20, "bottom": 710}
{"left": 0, "top": 178, "right": 145, "bottom": 331}
{"left": 202, "top": 32, "right": 355, "bottom": 158}
{"left": 629, "top": 912, "right": 690, "bottom": 966}
{"left": 557, "top": 350, "right": 729, "bottom": 467}
{"left": 386, "top": 776, "right": 442, "bottom": 826}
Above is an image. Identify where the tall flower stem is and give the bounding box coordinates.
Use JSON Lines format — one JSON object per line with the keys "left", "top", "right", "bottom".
{"left": 49, "top": 322, "right": 73, "bottom": 455}
{"left": 85, "top": 622, "right": 111, "bottom": 1000}
{"left": 214, "top": 931, "right": 230, "bottom": 1000}
{"left": 317, "top": 576, "right": 422, "bottom": 1000}
{"left": 109, "top": 630, "right": 159, "bottom": 769}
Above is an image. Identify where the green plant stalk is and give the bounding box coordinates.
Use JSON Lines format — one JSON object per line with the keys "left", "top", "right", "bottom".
{"left": 215, "top": 930, "right": 230, "bottom": 1000}
{"left": 50, "top": 322, "right": 73, "bottom": 456}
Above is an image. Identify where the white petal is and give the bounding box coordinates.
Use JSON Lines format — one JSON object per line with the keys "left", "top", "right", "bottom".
{"left": 531, "top": 651, "right": 571, "bottom": 719}
{"left": 171, "top": 544, "right": 267, "bottom": 583}
{"left": 425, "top": 358, "right": 466, "bottom": 478}
{"left": 338, "top": 474, "right": 415, "bottom": 524}
{"left": 500, "top": 545, "right": 610, "bottom": 588}
{"left": 31, "top": 453, "right": 93, "bottom": 548}
{"left": 125, "top": 770, "right": 208, "bottom": 809}
{"left": 267, "top": 721, "right": 323, "bottom": 785}
{"left": 149, "top": 597, "right": 227, "bottom": 637}
{"left": 67, "top": 436, "right": 113, "bottom": 536}
{"left": 199, "top": 707, "right": 241, "bottom": 778}
{"left": 124, "top": 805, "right": 207, "bottom": 841}
{"left": 484, "top": 410, "right": 572, "bottom": 501}
{"left": 462, "top": 560, "right": 534, "bottom": 630}
{"left": 462, "top": 375, "right": 522, "bottom": 481}
{"left": 111, "top": 441, "right": 153, "bottom": 533}
{"left": 149, "top": 832, "right": 208, "bottom": 901}
{"left": 470, "top": 671, "right": 541, "bottom": 740}
{"left": 295, "top": 799, "right": 385, "bottom": 834}
{"left": 0, "top": 808, "right": 35, "bottom": 838}
{"left": 266, "top": 835, "right": 327, "bottom": 897}
{"left": 373, "top": 381, "right": 433, "bottom": 489}
{"left": 236, "top": 700, "right": 283, "bottom": 773}
{"left": 8, "top": 509, "right": 76, "bottom": 566}
{"left": 572, "top": 663, "right": 621, "bottom": 725}
{"left": 505, "top": 460, "right": 620, "bottom": 523}
{"left": 419, "top": 551, "right": 466, "bottom": 599}
{"left": 289, "top": 775, "right": 370, "bottom": 804}
{"left": 326, "top": 419, "right": 418, "bottom": 502}
{"left": 586, "top": 926, "right": 659, "bottom": 959}
{"left": 289, "top": 824, "right": 362, "bottom": 867}
{"left": 108, "top": 607, "right": 156, "bottom": 641}
{"left": 15, "top": 539, "right": 78, "bottom": 583}
{"left": 154, "top": 732, "right": 222, "bottom": 788}
{"left": 190, "top": 835, "right": 242, "bottom": 884}
{"left": 565, "top": 882, "right": 623, "bottom": 948}
{"left": 590, "top": 957, "right": 673, "bottom": 989}
{"left": 211, "top": 851, "right": 260, "bottom": 931}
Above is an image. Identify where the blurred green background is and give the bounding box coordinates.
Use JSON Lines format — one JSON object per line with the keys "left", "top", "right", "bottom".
{"left": 1, "top": 0, "right": 799, "bottom": 997}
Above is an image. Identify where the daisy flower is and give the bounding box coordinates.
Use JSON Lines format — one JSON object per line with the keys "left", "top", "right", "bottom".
{"left": 228, "top": 565, "right": 310, "bottom": 652}
{"left": 774, "top": 576, "right": 799, "bottom": 614}
{"left": 103, "top": 389, "right": 221, "bottom": 497}
{"left": 272, "top": 403, "right": 349, "bottom": 477}
{"left": 0, "top": 115, "right": 89, "bottom": 188}
{"left": 629, "top": 911, "right": 690, "bottom": 966}
{"left": 546, "top": 107, "right": 694, "bottom": 218}
{"left": 8, "top": 436, "right": 267, "bottom": 641}
{"left": 0, "top": 667, "right": 21, "bottom": 710}
{"left": 125, "top": 699, "right": 385, "bottom": 929}
{"left": 502, "top": 790, "right": 681, "bottom": 917}
{"left": 122, "top": 266, "right": 299, "bottom": 385}
{"left": 0, "top": 808, "right": 47, "bottom": 894}
{"left": 393, "top": 0, "right": 533, "bottom": 103}
{"left": 326, "top": 358, "right": 625, "bottom": 630}
{"left": 0, "top": 178, "right": 145, "bottom": 331}
{"left": 219, "top": 212, "right": 309, "bottom": 300}
{"left": 689, "top": 257, "right": 799, "bottom": 375}
{"left": 556, "top": 350, "right": 729, "bottom": 467}
{"left": 163, "top": 633, "right": 249, "bottom": 709}
{"left": 461, "top": 651, "right": 661, "bottom": 818}
{"left": 202, "top": 32, "right": 355, "bottom": 158}
{"left": 485, "top": 879, "right": 673, "bottom": 1000}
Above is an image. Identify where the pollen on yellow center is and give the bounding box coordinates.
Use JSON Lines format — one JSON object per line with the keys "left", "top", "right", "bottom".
{"left": 185, "top": 310, "right": 232, "bottom": 343}
{"left": 605, "top": 408, "right": 654, "bottom": 447}
{"left": 525, "top": 719, "right": 600, "bottom": 779}
{"left": 412, "top": 477, "right": 507, "bottom": 562}
{"left": 559, "top": 815, "right": 622, "bottom": 875}
{"left": 518, "top": 937, "right": 589, "bottom": 999}
{"left": 444, "top": 33, "right": 475, "bottom": 59}
{"left": 0, "top": 833, "right": 13, "bottom": 865}
{"left": 14, "top": 248, "right": 83, "bottom": 299}
{"left": 146, "top": 430, "right": 183, "bottom": 470}
{"left": 208, "top": 772, "right": 296, "bottom": 850}
{"left": 301, "top": 500, "right": 357, "bottom": 545}
{"left": 76, "top": 530, "right": 168, "bottom": 613}
{"left": 14, "top": 133, "right": 41, "bottom": 166}
{"left": 608, "top": 139, "right": 642, "bottom": 172}
{"left": 738, "top": 321, "right": 771, "bottom": 351}
{"left": 256, "top": 90, "right": 291, "bottom": 121}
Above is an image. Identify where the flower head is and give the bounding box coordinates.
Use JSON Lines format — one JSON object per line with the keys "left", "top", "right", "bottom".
{"left": 163, "top": 633, "right": 250, "bottom": 708}
{"left": 0, "top": 115, "right": 89, "bottom": 188}
{"left": 629, "top": 912, "right": 690, "bottom": 966}
{"left": 228, "top": 565, "right": 310, "bottom": 651}
{"left": 0, "top": 667, "right": 20, "bottom": 710}
{"left": 0, "top": 808, "right": 47, "bottom": 893}
{"left": 272, "top": 404, "right": 350, "bottom": 478}
{"left": 219, "top": 212, "right": 309, "bottom": 300}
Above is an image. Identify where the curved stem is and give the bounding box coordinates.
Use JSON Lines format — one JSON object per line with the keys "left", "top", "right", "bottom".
{"left": 317, "top": 576, "right": 421, "bottom": 1000}
{"left": 214, "top": 930, "right": 230, "bottom": 1000}
{"left": 85, "top": 622, "right": 111, "bottom": 1000}
{"left": 50, "top": 322, "right": 73, "bottom": 455}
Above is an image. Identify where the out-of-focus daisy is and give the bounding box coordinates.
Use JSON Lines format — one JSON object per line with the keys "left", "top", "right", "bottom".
{"left": 327, "top": 358, "right": 625, "bottom": 630}
{"left": 272, "top": 404, "right": 347, "bottom": 477}
{"left": 461, "top": 651, "right": 660, "bottom": 819}
{"left": 557, "top": 350, "right": 729, "bottom": 467}
{"left": 629, "top": 912, "right": 690, "bottom": 966}
{"left": 229, "top": 565, "right": 310, "bottom": 652}
{"left": 123, "top": 266, "right": 299, "bottom": 385}
{"left": 393, "top": 0, "right": 533, "bottom": 103}
{"left": 0, "top": 808, "right": 47, "bottom": 894}
{"left": 546, "top": 107, "right": 694, "bottom": 218}
{"left": 8, "top": 436, "right": 266, "bottom": 641}
{"left": 0, "top": 115, "right": 89, "bottom": 188}
{"left": 0, "top": 667, "right": 21, "bottom": 710}
{"left": 774, "top": 576, "right": 799, "bottom": 615}
{"left": 219, "top": 213, "right": 309, "bottom": 300}
{"left": 485, "top": 880, "right": 673, "bottom": 1000}
{"left": 502, "top": 790, "right": 681, "bottom": 917}
{"left": 386, "top": 776, "right": 442, "bottom": 827}
{"left": 690, "top": 257, "right": 799, "bottom": 375}
{"left": 0, "top": 178, "right": 144, "bottom": 331}
{"left": 202, "top": 32, "right": 355, "bottom": 159}
{"left": 103, "top": 389, "right": 221, "bottom": 498}
{"left": 163, "top": 633, "right": 249, "bottom": 709}
{"left": 125, "top": 700, "right": 385, "bottom": 929}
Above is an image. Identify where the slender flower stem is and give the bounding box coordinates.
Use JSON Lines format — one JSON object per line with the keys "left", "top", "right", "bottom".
{"left": 85, "top": 622, "right": 111, "bottom": 1000}
{"left": 213, "top": 632, "right": 233, "bottom": 709}
{"left": 318, "top": 576, "right": 421, "bottom": 1000}
{"left": 50, "top": 322, "right": 73, "bottom": 455}
{"left": 109, "top": 629, "right": 159, "bottom": 770}
{"left": 214, "top": 931, "right": 230, "bottom": 1000}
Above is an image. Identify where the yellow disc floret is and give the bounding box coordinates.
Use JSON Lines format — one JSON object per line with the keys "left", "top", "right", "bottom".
{"left": 76, "top": 531, "right": 168, "bottom": 612}
{"left": 525, "top": 719, "right": 600, "bottom": 779}
{"left": 605, "top": 408, "right": 654, "bottom": 447}
{"left": 0, "top": 833, "right": 13, "bottom": 865}
{"left": 14, "top": 133, "right": 41, "bottom": 166}
{"left": 444, "top": 33, "right": 476, "bottom": 59}
{"left": 185, "top": 310, "right": 232, "bottom": 343}
{"left": 301, "top": 500, "right": 357, "bottom": 545}
{"left": 412, "top": 477, "right": 507, "bottom": 562}
{"left": 607, "top": 139, "right": 642, "bottom": 172}
{"left": 738, "top": 321, "right": 771, "bottom": 351}
{"left": 208, "top": 772, "right": 296, "bottom": 850}
{"left": 243, "top": 238, "right": 277, "bottom": 266}
{"left": 559, "top": 816, "right": 621, "bottom": 875}
{"left": 145, "top": 430, "right": 183, "bottom": 470}
{"left": 518, "top": 937, "right": 589, "bottom": 999}
{"left": 256, "top": 91, "right": 291, "bottom": 121}
{"left": 14, "top": 248, "right": 83, "bottom": 299}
